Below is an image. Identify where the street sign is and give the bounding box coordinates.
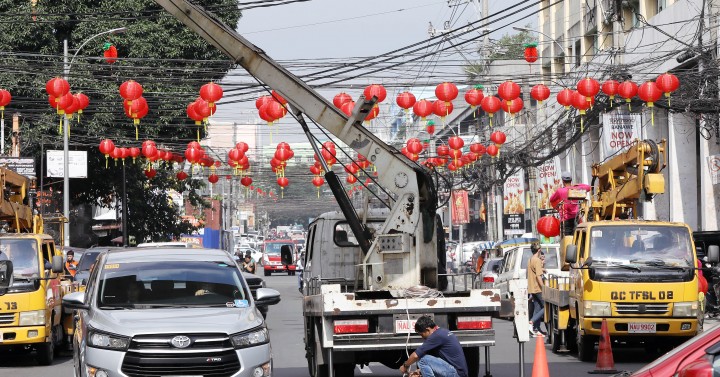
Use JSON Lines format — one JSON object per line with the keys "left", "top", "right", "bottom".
{"left": 46, "top": 150, "right": 87, "bottom": 178}
{"left": 0, "top": 157, "right": 36, "bottom": 178}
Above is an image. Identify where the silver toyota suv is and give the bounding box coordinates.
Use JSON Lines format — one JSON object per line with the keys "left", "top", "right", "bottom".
{"left": 62, "top": 247, "right": 281, "bottom": 377}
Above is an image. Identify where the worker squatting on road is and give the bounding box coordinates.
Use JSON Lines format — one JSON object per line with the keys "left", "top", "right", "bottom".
{"left": 550, "top": 171, "right": 592, "bottom": 236}
{"left": 399, "top": 316, "right": 469, "bottom": 377}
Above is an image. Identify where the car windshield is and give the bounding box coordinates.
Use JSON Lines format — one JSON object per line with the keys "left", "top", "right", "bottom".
{"left": 264, "top": 243, "right": 292, "bottom": 255}
{"left": 542, "top": 246, "right": 559, "bottom": 269}
{"left": 0, "top": 239, "right": 39, "bottom": 280}
{"left": 77, "top": 252, "right": 101, "bottom": 272}
{"left": 97, "top": 260, "right": 249, "bottom": 308}
{"left": 589, "top": 226, "right": 694, "bottom": 267}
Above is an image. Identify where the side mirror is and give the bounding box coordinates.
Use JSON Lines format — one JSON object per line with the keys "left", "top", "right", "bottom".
{"left": 0, "top": 260, "right": 13, "bottom": 293}
{"left": 565, "top": 245, "right": 578, "bottom": 264}
{"left": 708, "top": 245, "right": 720, "bottom": 264}
{"left": 52, "top": 255, "right": 63, "bottom": 273}
{"left": 280, "top": 245, "right": 293, "bottom": 266}
{"left": 255, "top": 287, "right": 281, "bottom": 306}
{"left": 62, "top": 291, "right": 89, "bottom": 310}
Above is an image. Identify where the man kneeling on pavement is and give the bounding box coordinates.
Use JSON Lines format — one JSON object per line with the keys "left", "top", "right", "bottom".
{"left": 399, "top": 315, "right": 468, "bottom": 377}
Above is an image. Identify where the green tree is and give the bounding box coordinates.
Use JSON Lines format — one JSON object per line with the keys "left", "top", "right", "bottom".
{"left": 464, "top": 24, "right": 536, "bottom": 81}
{"left": 0, "top": 0, "right": 242, "bottom": 245}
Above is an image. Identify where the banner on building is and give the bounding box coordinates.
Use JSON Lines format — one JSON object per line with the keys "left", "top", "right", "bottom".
{"left": 708, "top": 154, "right": 720, "bottom": 185}
{"left": 536, "top": 155, "right": 562, "bottom": 216}
{"left": 602, "top": 112, "right": 641, "bottom": 156}
{"left": 451, "top": 190, "right": 470, "bottom": 225}
{"left": 503, "top": 169, "right": 525, "bottom": 235}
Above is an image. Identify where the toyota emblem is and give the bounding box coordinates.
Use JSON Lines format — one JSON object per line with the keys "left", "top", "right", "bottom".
{"left": 170, "top": 335, "right": 192, "bottom": 349}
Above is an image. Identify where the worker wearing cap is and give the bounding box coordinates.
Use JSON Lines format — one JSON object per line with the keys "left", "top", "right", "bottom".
{"left": 549, "top": 171, "right": 591, "bottom": 236}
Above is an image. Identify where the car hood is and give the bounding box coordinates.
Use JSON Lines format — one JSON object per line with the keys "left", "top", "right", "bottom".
{"left": 90, "top": 307, "right": 264, "bottom": 336}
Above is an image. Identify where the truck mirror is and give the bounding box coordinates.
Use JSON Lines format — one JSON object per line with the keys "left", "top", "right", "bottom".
{"left": 51, "top": 255, "right": 63, "bottom": 273}
{"left": 565, "top": 245, "right": 578, "bottom": 264}
{"left": 708, "top": 245, "right": 720, "bottom": 264}
{"left": 0, "top": 260, "right": 13, "bottom": 292}
{"left": 280, "top": 245, "right": 293, "bottom": 266}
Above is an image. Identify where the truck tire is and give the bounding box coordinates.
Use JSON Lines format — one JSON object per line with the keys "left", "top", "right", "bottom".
{"left": 36, "top": 330, "right": 55, "bottom": 366}
{"left": 264, "top": 270, "right": 271, "bottom": 276}
{"left": 463, "top": 347, "right": 480, "bottom": 377}
{"left": 575, "top": 325, "right": 595, "bottom": 362}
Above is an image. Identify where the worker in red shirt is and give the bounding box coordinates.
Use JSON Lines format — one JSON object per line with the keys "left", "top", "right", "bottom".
{"left": 549, "top": 171, "right": 592, "bottom": 236}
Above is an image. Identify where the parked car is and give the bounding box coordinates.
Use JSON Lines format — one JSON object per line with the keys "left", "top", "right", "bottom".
{"left": 495, "top": 240, "right": 561, "bottom": 303}
{"left": 63, "top": 247, "right": 280, "bottom": 377}
{"left": 627, "top": 323, "right": 720, "bottom": 376}
{"left": 476, "top": 257, "right": 504, "bottom": 289}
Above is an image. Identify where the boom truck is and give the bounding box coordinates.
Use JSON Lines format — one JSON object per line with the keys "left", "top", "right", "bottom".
{"left": 543, "top": 139, "right": 719, "bottom": 361}
{"left": 0, "top": 166, "right": 72, "bottom": 365}
{"left": 154, "top": 1, "right": 502, "bottom": 376}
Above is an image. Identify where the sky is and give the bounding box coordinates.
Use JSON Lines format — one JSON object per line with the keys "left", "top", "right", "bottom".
{"left": 210, "top": 0, "right": 538, "bottom": 145}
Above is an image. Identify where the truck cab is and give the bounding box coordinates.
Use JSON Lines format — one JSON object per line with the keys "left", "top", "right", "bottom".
{"left": 262, "top": 239, "right": 297, "bottom": 276}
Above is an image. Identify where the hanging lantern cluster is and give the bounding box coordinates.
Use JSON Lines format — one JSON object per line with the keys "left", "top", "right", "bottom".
{"left": 488, "top": 131, "right": 507, "bottom": 157}
{"left": 309, "top": 160, "right": 325, "bottom": 198}
{"left": 523, "top": 42, "right": 538, "bottom": 63}
{"left": 255, "top": 91, "right": 287, "bottom": 142}
{"left": 227, "top": 141, "right": 251, "bottom": 177}
{"left": 402, "top": 138, "right": 424, "bottom": 161}
{"left": 46, "top": 77, "right": 89, "bottom": 135}
{"left": 316, "top": 141, "right": 337, "bottom": 166}
{"left": 118, "top": 80, "right": 147, "bottom": 140}
{"left": 272, "top": 143, "right": 294, "bottom": 198}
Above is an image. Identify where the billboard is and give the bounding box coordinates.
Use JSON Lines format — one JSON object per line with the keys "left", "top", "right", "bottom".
{"left": 503, "top": 169, "right": 525, "bottom": 235}
{"left": 46, "top": 150, "right": 88, "bottom": 178}
{"left": 602, "top": 112, "right": 641, "bottom": 156}
{"left": 536, "top": 155, "right": 562, "bottom": 216}
{"left": 451, "top": 190, "right": 470, "bottom": 225}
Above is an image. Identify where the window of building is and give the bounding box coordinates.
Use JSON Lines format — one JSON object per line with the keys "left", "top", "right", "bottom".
{"left": 657, "top": 0, "right": 666, "bottom": 12}
{"left": 575, "top": 40, "right": 581, "bottom": 67}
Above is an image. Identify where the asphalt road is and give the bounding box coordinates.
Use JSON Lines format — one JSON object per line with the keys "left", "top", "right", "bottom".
{"left": 0, "top": 274, "right": 713, "bottom": 377}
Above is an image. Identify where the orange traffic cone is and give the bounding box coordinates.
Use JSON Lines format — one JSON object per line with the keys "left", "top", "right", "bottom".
{"left": 532, "top": 335, "right": 550, "bottom": 377}
{"left": 589, "top": 319, "right": 618, "bottom": 374}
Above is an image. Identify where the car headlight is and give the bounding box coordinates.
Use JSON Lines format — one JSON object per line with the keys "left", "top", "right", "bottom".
{"left": 584, "top": 301, "right": 611, "bottom": 317}
{"left": 230, "top": 327, "right": 269, "bottom": 349}
{"left": 673, "top": 301, "right": 699, "bottom": 317}
{"left": 19, "top": 310, "right": 46, "bottom": 326}
{"left": 87, "top": 329, "right": 130, "bottom": 351}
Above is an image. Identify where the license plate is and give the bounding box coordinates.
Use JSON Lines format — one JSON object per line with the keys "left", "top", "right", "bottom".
{"left": 628, "top": 323, "right": 656, "bottom": 333}
{"left": 394, "top": 319, "right": 418, "bottom": 334}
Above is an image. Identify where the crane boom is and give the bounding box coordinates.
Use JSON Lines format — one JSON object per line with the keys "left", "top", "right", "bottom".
{"left": 590, "top": 139, "right": 667, "bottom": 220}
{"left": 155, "top": 0, "right": 439, "bottom": 290}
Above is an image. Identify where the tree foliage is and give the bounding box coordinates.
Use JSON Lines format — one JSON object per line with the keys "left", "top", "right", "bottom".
{"left": 464, "top": 24, "right": 536, "bottom": 81}
{"left": 0, "top": 0, "right": 242, "bottom": 246}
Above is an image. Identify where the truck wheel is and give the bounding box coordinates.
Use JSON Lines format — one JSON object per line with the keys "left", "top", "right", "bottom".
{"left": 264, "top": 270, "right": 271, "bottom": 276}
{"left": 36, "top": 337, "right": 55, "bottom": 366}
{"left": 305, "top": 318, "right": 328, "bottom": 377}
{"left": 576, "top": 330, "right": 595, "bottom": 362}
{"left": 463, "top": 347, "right": 480, "bottom": 377}
{"left": 335, "top": 363, "right": 355, "bottom": 376}
{"left": 551, "top": 328, "right": 562, "bottom": 353}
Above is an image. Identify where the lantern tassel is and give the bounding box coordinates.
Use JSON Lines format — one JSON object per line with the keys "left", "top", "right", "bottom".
{"left": 105, "top": 155, "right": 109, "bottom": 169}
{"left": 135, "top": 125, "right": 139, "bottom": 141}
{"left": 58, "top": 117, "right": 62, "bottom": 135}
{"left": 651, "top": 108, "right": 655, "bottom": 126}
{"left": 197, "top": 128, "right": 200, "bottom": 142}
{"left": 317, "top": 188, "right": 320, "bottom": 199}
{"left": 581, "top": 117, "right": 584, "bottom": 133}
{"left": 281, "top": 187, "right": 284, "bottom": 199}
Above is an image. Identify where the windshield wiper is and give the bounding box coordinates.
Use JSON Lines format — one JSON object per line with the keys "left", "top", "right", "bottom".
{"left": 629, "top": 259, "right": 689, "bottom": 270}
{"left": 98, "top": 305, "right": 134, "bottom": 310}
{"left": 593, "top": 260, "right": 642, "bottom": 272}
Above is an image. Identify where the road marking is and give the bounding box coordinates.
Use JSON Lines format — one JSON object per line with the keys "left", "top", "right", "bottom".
{"left": 357, "top": 365, "right": 373, "bottom": 374}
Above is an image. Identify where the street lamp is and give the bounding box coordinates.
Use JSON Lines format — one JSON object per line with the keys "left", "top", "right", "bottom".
{"left": 62, "top": 27, "right": 126, "bottom": 247}
{"left": 512, "top": 26, "right": 566, "bottom": 57}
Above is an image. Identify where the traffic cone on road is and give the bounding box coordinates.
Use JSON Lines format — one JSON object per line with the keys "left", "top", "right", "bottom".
{"left": 532, "top": 335, "right": 550, "bottom": 377}
{"left": 589, "top": 319, "right": 618, "bottom": 374}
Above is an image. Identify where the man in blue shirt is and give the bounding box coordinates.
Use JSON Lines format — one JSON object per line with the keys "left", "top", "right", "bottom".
{"left": 399, "top": 316, "right": 468, "bottom": 377}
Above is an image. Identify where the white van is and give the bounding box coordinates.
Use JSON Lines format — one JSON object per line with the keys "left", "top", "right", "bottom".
{"left": 494, "top": 241, "right": 563, "bottom": 305}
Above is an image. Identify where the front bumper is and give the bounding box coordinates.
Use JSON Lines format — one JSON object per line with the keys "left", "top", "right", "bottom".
{"left": 81, "top": 342, "right": 273, "bottom": 377}
{"left": 582, "top": 317, "right": 698, "bottom": 337}
{"left": 0, "top": 325, "right": 48, "bottom": 345}
{"left": 264, "top": 264, "right": 295, "bottom": 272}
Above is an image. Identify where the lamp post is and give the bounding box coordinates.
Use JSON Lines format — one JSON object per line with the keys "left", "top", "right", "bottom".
{"left": 62, "top": 27, "right": 126, "bottom": 247}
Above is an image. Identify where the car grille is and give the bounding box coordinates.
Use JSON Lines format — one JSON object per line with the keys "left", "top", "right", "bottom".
{"left": 121, "top": 333, "right": 240, "bottom": 377}
{"left": 615, "top": 303, "right": 669, "bottom": 315}
{"left": 0, "top": 312, "right": 15, "bottom": 325}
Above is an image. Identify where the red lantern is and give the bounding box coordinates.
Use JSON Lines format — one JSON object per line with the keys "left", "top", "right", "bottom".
{"left": 500, "top": 97, "right": 524, "bottom": 114}
{"left": 241, "top": 177, "right": 252, "bottom": 187}
{"left": 277, "top": 177, "right": 289, "bottom": 187}
{"left": 437, "top": 145, "right": 450, "bottom": 157}
{"left": 407, "top": 140, "right": 423, "bottom": 155}
{"left": 413, "top": 99, "right": 433, "bottom": 120}
{"left": 497, "top": 81, "right": 521, "bottom": 108}
{"left": 236, "top": 142, "right": 249, "bottom": 153}
{"left": 193, "top": 98, "right": 211, "bottom": 121}
{"left": 266, "top": 100, "right": 287, "bottom": 120}
{"left": 184, "top": 147, "right": 203, "bottom": 164}
{"left": 490, "top": 131, "right": 506, "bottom": 146}
{"left": 255, "top": 95, "right": 273, "bottom": 110}
{"left": 556, "top": 88, "right": 573, "bottom": 110}
{"left": 617, "top": 80, "right": 638, "bottom": 103}
{"left": 340, "top": 101, "right": 355, "bottom": 117}
{"left": 347, "top": 175, "right": 358, "bottom": 184}
{"left": 186, "top": 102, "right": 203, "bottom": 125}
{"left": 426, "top": 120, "right": 436, "bottom": 135}
{"left": 530, "top": 84, "right": 550, "bottom": 103}
{"left": 396, "top": 92, "right": 416, "bottom": 111}
{"left": 208, "top": 174, "right": 219, "bottom": 184}
{"left": 435, "top": 82, "right": 458, "bottom": 105}
{"left": 486, "top": 144, "right": 499, "bottom": 157}
{"left": 432, "top": 100, "right": 453, "bottom": 118}
{"left": 363, "top": 84, "right": 387, "bottom": 103}
{"left": 523, "top": 42, "right": 538, "bottom": 63}
{"left": 638, "top": 81, "right": 662, "bottom": 107}
{"left": 537, "top": 216, "right": 561, "bottom": 237}
{"left": 448, "top": 136, "right": 464, "bottom": 150}
{"left": 98, "top": 139, "right": 115, "bottom": 168}
{"left": 55, "top": 92, "right": 74, "bottom": 114}
{"left": 480, "top": 96, "right": 501, "bottom": 123}
{"left": 656, "top": 73, "right": 680, "bottom": 99}
{"left": 464, "top": 86, "right": 484, "bottom": 108}
{"left": 572, "top": 91, "right": 590, "bottom": 114}
{"left": 199, "top": 82, "right": 223, "bottom": 109}
{"left": 119, "top": 80, "right": 143, "bottom": 103}
{"left": 602, "top": 80, "right": 619, "bottom": 101}
{"left": 128, "top": 147, "right": 140, "bottom": 162}
{"left": 228, "top": 148, "right": 244, "bottom": 162}
{"left": 0, "top": 89, "right": 11, "bottom": 111}
{"left": 63, "top": 95, "right": 80, "bottom": 118}
{"left": 142, "top": 144, "right": 158, "bottom": 159}
{"left": 470, "top": 143, "right": 486, "bottom": 155}
{"left": 259, "top": 103, "right": 275, "bottom": 125}
{"left": 333, "top": 92, "right": 353, "bottom": 108}
{"left": 103, "top": 43, "right": 118, "bottom": 64}
{"left": 177, "top": 171, "right": 188, "bottom": 181}
{"left": 576, "top": 77, "right": 600, "bottom": 103}
{"left": 46, "top": 77, "right": 70, "bottom": 99}
{"left": 271, "top": 90, "right": 287, "bottom": 105}
{"left": 145, "top": 168, "right": 157, "bottom": 179}
{"left": 312, "top": 176, "right": 324, "bottom": 187}
{"left": 364, "top": 105, "right": 379, "bottom": 121}
{"left": 74, "top": 93, "right": 89, "bottom": 114}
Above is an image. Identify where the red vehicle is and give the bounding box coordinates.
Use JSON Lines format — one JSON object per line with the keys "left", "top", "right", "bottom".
{"left": 629, "top": 324, "right": 720, "bottom": 376}
{"left": 262, "top": 240, "right": 297, "bottom": 276}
